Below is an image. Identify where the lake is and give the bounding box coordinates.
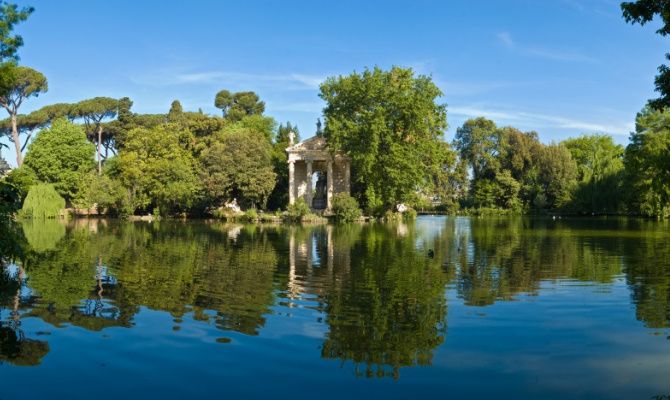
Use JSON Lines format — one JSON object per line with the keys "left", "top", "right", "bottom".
{"left": 0, "top": 216, "right": 669, "bottom": 399}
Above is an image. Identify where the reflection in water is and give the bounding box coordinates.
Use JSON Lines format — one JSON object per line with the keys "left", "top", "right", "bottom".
{"left": 0, "top": 216, "right": 668, "bottom": 387}
{"left": 320, "top": 223, "right": 449, "bottom": 379}
{"left": 0, "top": 264, "right": 49, "bottom": 366}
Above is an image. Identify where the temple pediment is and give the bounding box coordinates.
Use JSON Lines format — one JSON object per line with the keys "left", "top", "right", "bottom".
{"left": 286, "top": 136, "right": 328, "bottom": 152}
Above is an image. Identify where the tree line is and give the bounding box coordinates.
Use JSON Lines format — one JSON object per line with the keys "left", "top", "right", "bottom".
{"left": 1, "top": 0, "right": 670, "bottom": 219}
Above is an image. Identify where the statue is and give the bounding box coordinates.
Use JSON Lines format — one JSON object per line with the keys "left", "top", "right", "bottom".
{"left": 313, "top": 173, "right": 327, "bottom": 209}
{"left": 223, "top": 198, "right": 241, "bottom": 213}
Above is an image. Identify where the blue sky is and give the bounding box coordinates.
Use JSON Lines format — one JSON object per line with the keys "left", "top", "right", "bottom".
{"left": 1, "top": 0, "right": 667, "bottom": 165}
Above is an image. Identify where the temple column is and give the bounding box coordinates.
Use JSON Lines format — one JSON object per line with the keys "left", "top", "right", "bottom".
{"left": 288, "top": 160, "right": 295, "bottom": 205}
{"left": 305, "top": 160, "right": 313, "bottom": 208}
{"left": 326, "top": 159, "right": 334, "bottom": 210}
{"left": 344, "top": 161, "right": 351, "bottom": 193}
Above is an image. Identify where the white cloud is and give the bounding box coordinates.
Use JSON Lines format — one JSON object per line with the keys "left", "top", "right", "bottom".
{"left": 267, "top": 100, "right": 324, "bottom": 113}
{"left": 497, "top": 32, "right": 597, "bottom": 63}
{"left": 131, "top": 69, "right": 327, "bottom": 91}
{"left": 450, "top": 105, "right": 634, "bottom": 136}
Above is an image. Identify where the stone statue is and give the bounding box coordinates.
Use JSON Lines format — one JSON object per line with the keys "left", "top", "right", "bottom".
{"left": 313, "top": 173, "right": 327, "bottom": 209}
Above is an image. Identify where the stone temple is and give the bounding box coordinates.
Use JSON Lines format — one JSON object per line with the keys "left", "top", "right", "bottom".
{"left": 286, "top": 132, "right": 350, "bottom": 212}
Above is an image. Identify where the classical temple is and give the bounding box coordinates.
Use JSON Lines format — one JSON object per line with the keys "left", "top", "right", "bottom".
{"left": 286, "top": 132, "right": 350, "bottom": 212}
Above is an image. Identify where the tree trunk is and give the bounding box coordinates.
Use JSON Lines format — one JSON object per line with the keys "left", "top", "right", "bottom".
{"left": 11, "top": 113, "right": 22, "bottom": 167}
{"left": 97, "top": 125, "right": 102, "bottom": 175}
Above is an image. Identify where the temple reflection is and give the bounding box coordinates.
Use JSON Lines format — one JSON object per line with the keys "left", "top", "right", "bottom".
{"left": 284, "top": 222, "right": 450, "bottom": 379}
{"left": 0, "top": 216, "right": 669, "bottom": 371}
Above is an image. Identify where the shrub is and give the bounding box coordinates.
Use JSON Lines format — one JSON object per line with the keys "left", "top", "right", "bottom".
{"left": 4, "top": 166, "right": 37, "bottom": 202}
{"left": 19, "top": 184, "right": 65, "bottom": 219}
{"left": 242, "top": 208, "right": 259, "bottom": 222}
{"left": 0, "top": 179, "right": 22, "bottom": 217}
{"left": 286, "top": 198, "right": 310, "bottom": 221}
{"left": 383, "top": 210, "right": 401, "bottom": 222}
{"left": 331, "top": 193, "right": 361, "bottom": 222}
{"left": 72, "top": 172, "right": 125, "bottom": 215}
{"left": 403, "top": 208, "right": 417, "bottom": 220}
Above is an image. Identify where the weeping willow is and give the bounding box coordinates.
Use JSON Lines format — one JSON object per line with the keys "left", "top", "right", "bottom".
{"left": 19, "top": 184, "right": 65, "bottom": 219}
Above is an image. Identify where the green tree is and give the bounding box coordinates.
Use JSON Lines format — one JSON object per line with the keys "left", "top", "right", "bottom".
{"left": 23, "top": 118, "right": 95, "bottom": 201}
{"left": 624, "top": 107, "right": 670, "bottom": 218}
{"left": 72, "top": 171, "right": 124, "bottom": 214}
{"left": 538, "top": 143, "right": 578, "bottom": 209}
{"left": 214, "top": 89, "right": 265, "bottom": 121}
{"left": 73, "top": 97, "right": 119, "bottom": 174}
{"left": 497, "top": 128, "right": 544, "bottom": 206}
{"left": 2, "top": 163, "right": 35, "bottom": 201}
{"left": 113, "top": 124, "right": 201, "bottom": 215}
{"left": 214, "top": 89, "right": 232, "bottom": 117}
{"left": 320, "top": 66, "right": 448, "bottom": 213}
{"left": 0, "top": 66, "right": 48, "bottom": 166}
{"left": 562, "top": 134, "right": 625, "bottom": 214}
{"left": 200, "top": 127, "right": 276, "bottom": 209}
{"left": 622, "top": 0, "right": 670, "bottom": 109}
{"left": 168, "top": 99, "right": 183, "bottom": 118}
{"left": 0, "top": 102, "right": 75, "bottom": 155}
{"left": 0, "top": 1, "right": 33, "bottom": 62}
{"left": 19, "top": 183, "right": 65, "bottom": 219}
{"left": 453, "top": 117, "right": 500, "bottom": 181}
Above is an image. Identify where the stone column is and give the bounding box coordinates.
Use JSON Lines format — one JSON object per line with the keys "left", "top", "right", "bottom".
{"left": 305, "top": 160, "right": 313, "bottom": 208}
{"left": 344, "top": 161, "right": 351, "bottom": 193}
{"left": 288, "top": 160, "right": 295, "bottom": 205}
{"left": 326, "top": 225, "right": 334, "bottom": 271}
{"left": 326, "top": 160, "right": 334, "bottom": 210}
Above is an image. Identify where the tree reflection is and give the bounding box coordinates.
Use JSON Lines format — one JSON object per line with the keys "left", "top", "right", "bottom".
{"left": 0, "top": 215, "right": 669, "bottom": 372}
{"left": 0, "top": 258, "right": 49, "bottom": 366}
{"left": 620, "top": 219, "right": 670, "bottom": 328}
{"left": 449, "top": 217, "right": 624, "bottom": 306}
{"left": 305, "top": 223, "right": 450, "bottom": 379}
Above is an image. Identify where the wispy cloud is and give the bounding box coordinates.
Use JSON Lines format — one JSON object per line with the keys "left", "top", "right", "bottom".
{"left": 450, "top": 105, "right": 633, "bottom": 136}
{"left": 497, "top": 32, "right": 597, "bottom": 63}
{"left": 266, "top": 100, "right": 324, "bottom": 113}
{"left": 437, "top": 79, "right": 539, "bottom": 97}
{"left": 130, "top": 69, "right": 327, "bottom": 91}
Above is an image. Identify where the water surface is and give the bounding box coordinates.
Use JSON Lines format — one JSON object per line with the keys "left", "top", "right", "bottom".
{"left": 0, "top": 216, "right": 669, "bottom": 399}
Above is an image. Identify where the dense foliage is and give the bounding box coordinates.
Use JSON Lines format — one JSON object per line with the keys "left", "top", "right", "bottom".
{"left": 200, "top": 125, "right": 276, "bottom": 209}
{"left": 624, "top": 108, "right": 670, "bottom": 218}
{"left": 23, "top": 118, "right": 95, "bottom": 201}
{"left": 19, "top": 183, "right": 64, "bottom": 218}
{"left": 320, "top": 66, "right": 453, "bottom": 215}
{"left": 112, "top": 124, "right": 202, "bottom": 216}
{"left": 331, "top": 193, "right": 362, "bottom": 222}
{"left": 453, "top": 118, "right": 578, "bottom": 212}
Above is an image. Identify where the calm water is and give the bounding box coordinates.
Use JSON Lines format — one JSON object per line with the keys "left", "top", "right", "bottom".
{"left": 0, "top": 216, "right": 669, "bottom": 399}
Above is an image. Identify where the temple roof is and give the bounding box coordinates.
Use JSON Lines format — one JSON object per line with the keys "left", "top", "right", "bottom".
{"left": 286, "top": 136, "right": 327, "bottom": 153}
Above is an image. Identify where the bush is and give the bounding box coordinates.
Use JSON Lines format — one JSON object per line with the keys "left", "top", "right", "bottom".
{"left": 19, "top": 184, "right": 65, "bottom": 219}
{"left": 0, "top": 179, "right": 22, "bottom": 217}
{"left": 72, "top": 172, "right": 125, "bottom": 215}
{"left": 403, "top": 208, "right": 417, "bottom": 220}
{"left": 331, "top": 193, "right": 361, "bottom": 222}
{"left": 4, "top": 166, "right": 37, "bottom": 202}
{"left": 286, "top": 198, "right": 310, "bottom": 221}
{"left": 383, "top": 210, "right": 402, "bottom": 222}
{"left": 242, "top": 208, "right": 259, "bottom": 222}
